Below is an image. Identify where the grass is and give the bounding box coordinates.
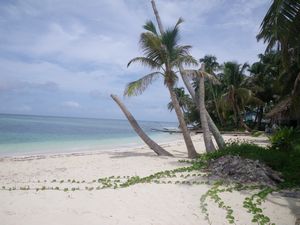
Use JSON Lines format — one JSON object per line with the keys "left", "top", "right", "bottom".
{"left": 193, "top": 135, "right": 300, "bottom": 188}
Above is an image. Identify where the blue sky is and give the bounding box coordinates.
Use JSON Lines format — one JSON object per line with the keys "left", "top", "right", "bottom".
{"left": 0, "top": 0, "right": 270, "bottom": 122}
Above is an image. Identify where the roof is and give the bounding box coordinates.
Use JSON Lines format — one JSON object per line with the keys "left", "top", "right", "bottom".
{"left": 266, "top": 97, "right": 292, "bottom": 118}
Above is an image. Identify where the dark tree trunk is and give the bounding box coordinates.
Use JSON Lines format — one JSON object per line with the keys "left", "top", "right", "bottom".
{"left": 257, "top": 106, "right": 264, "bottom": 130}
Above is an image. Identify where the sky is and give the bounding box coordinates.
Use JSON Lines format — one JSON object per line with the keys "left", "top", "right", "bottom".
{"left": 0, "top": 0, "right": 271, "bottom": 122}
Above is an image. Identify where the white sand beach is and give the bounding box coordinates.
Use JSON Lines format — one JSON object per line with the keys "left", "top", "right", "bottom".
{"left": 0, "top": 134, "right": 299, "bottom": 225}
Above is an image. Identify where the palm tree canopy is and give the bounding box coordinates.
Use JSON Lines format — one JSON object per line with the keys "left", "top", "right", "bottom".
{"left": 257, "top": 0, "right": 300, "bottom": 52}
{"left": 199, "top": 55, "right": 220, "bottom": 74}
{"left": 222, "top": 62, "right": 249, "bottom": 88}
{"left": 125, "top": 18, "right": 197, "bottom": 97}
{"left": 167, "top": 87, "right": 193, "bottom": 112}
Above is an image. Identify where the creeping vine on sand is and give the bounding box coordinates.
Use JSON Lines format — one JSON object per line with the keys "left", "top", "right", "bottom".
{"left": 0, "top": 159, "right": 278, "bottom": 225}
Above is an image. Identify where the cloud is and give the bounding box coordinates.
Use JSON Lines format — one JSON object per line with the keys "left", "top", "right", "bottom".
{"left": 0, "top": 80, "right": 59, "bottom": 93}
{"left": 62, "top": 101, "right": 80, "bottom": 108}
{"left": 0, "top": 0, "right": 270, "bottom": 121}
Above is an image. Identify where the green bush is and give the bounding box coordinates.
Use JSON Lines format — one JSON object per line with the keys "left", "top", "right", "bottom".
{"left": 193, "top": 141, "right": 300, "bottom": 187}
{"left": 269, "top": 127, "right": 297, "bottom": 151}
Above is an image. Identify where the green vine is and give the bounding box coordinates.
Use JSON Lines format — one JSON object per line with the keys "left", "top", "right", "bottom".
{"left": 243, "top": 187, "right": 275, "bottom": 225}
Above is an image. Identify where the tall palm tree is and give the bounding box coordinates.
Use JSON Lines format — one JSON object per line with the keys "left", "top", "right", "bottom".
{"left": 182, "top": 64, "right": 216, "bottom": 152}
{"left": 199, "top": 55, "right": 224, "bottom": 126}
{"left": 220, "top": 62, "right": 263, "bottom": 130}
{"left": 180, "top": 67, "right": 225, "bottom": 149}
{"left": 150, "top": 0, "right": 224, "bottom": 150}
{"left": 125, "top": 19, "right": 198, "bottom": 158}
{"left": 198, "top": 64, "right": 216, "bottom": 152}
{"left": 111, "top": 94, "right": 173, "bottom": 156}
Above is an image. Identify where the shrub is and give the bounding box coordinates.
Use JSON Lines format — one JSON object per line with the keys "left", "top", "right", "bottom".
{"left": 269, "top": 127, "right": 297, "bottom": 151}
{"left": 194, "top": 141, "right": 300, "bottom": 187}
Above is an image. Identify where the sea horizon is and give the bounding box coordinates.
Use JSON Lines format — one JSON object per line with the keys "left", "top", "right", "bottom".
{"left": 0, "top": 112, "right": 177, "bottom": 124}
{"left": 0, "top": 113, "right": 180, "bottom": 156}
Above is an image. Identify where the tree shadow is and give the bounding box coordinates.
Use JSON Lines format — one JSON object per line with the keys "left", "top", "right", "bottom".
{"left": 108, "top": 151, "right": 160, "bottom": 159}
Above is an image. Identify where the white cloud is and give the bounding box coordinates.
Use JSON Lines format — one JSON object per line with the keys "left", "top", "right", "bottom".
{"left": 62, "top": 101, "right": 80, "bottom": 108}
{"left": 0, "top": 0, "right": 270, "bottom": 121}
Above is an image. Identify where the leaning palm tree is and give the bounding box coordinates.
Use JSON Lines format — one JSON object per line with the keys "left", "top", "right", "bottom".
{"left": 125, "top": 19, "right": 198, "bottom": 158}
{"left": 111, "top": 94, "right": 172, "bottom": 156}
{"left": 149, "top": 0, "right": 225, "bottom": 150}
{"left": 181, "top": 64, "right": 216, "bottom": 152}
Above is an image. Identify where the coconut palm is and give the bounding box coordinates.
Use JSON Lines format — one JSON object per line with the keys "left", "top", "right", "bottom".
{"left": 111, "top": 95, "right": 173, "bottom": 156}
{"left": 257, "top": 0, "right": 300, "bottom": 60}
{"left": 257, "top": 0, "right": 300, "bottom": 120}
{"left": 167, "top": 87, "right": 193, "bottom": 113}
{"left": 181, "top": 64, "right": 216, "bottom": 152}
{"left": 125, "top": 19, "right": 198, "bottom": 158}
{"left": 220, "top": 62, "right": 263, "bottom": 130}
{"left": 199, "top": 55, "right": 224, "bottom": 126}
{"left": 180, "top": 69, "right": 225, "bottom": 149}
{"left": 149, "top": 0, "right": 224, "bottom": 150}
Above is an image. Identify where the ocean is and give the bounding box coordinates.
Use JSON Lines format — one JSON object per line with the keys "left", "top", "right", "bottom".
{"left": 0, "top": 114, "right": 180, "bottom": 156}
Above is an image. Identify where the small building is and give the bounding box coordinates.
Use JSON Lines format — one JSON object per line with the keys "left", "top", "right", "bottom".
{"left": 266, "top": 97, "right": 299, "bottom": 127}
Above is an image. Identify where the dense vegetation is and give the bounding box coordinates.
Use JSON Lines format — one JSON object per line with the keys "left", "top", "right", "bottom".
{"left": 168, "top": 0, "right": 300, "bottom": 131}
{"left": 190, "top": 127, "right": 300, "bottom": 187}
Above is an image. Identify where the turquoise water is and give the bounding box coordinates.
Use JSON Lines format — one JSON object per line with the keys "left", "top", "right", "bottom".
{"left": 0, "top": 114, "right": 180, "bottom": 156}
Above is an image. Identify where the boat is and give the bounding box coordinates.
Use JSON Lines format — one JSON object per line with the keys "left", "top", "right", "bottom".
{"left": 151, "top": 127, "right": 182, "bottom": 133}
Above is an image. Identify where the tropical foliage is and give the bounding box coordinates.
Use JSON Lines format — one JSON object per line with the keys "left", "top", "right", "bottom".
{"left": 125, "top": 18, "right": 199, "bottom": 158}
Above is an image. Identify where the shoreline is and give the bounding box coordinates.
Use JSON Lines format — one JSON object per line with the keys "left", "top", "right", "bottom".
{"left": 1, "top": 134, "right": 296, "bottom": 225}
{"left": 0, "top": 135, "right": 183, "bottom": 159}
{"left": 0, "top": 132, "right": 183, "bottom": 159}
{"left": 0, "top": 133, "right": 269, "bottom": 160}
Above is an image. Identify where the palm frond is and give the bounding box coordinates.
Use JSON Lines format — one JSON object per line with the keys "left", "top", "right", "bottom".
{"left": 161, "top": 18, "right": 184, "bottom": 55}
{"left": 143, "top": 20, "right": 158, "bottom": 36}
{"left": 257, "top": 0, "right": 300, "bottom": 51}
{"left": 127, "top": 57, "right": 162, "bottom": 70}
{"left": 203, "top": 72, "right": 221, "bottom": 85}
{"left": 172, "top": 55, "right": 198, "bottom": 67}
{"left": 247, "top": 96, "right": 264, "bottom": 106}
{"left": 175, "top": 17, "right": 184, "bottom": 29}
{"left": 140, "top": 32, "right": 166, "bottom": 64}
{"left": 167, "top": 102, "right": 174, "bottom": 111}
{"left": 124, "top": 72, "right": 162, "bottom": 96}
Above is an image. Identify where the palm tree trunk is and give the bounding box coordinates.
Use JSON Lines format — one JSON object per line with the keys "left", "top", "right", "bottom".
{"left": 257, "top": 106, "right": 264, "bottom": 130}
{"left": 253, "top": 107, "right": 259, "bottom": 128}
{"left": 209, "top": 81, "right": 224, "bottom": 126}
{"left": 179, "top": 66, "right": 225, "bottom": 149}
{"left": 150, "top": 0, "right": 197, "bottom": 158}
{"left": 236, "top": 104, "right": 251, "bottom": 132}
{"left": 151, "top": 0, "right": 164, "bottom": 34}
{"left": 199, "top": 71, "right": 216, "bottom": 152}
{"left": 231, "top": 95, "right": 239, "bottom": 128}
{"left": 111, "top": 94, "right": 173, "bottom": 156}
{"left": 167, "top": 85, "right": 198, "bottom": 158}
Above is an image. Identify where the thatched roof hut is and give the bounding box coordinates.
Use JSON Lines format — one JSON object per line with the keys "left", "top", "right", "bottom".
{"left": 266, "top": 97, "right": 292, "bottom": 120}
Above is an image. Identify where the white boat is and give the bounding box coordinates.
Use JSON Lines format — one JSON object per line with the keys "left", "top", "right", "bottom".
{"left": 151, "top": 127, "right": 181, "bottom": 133}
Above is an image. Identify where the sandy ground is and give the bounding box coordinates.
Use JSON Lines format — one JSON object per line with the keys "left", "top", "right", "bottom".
{"left": 0, "top": 134, "right": 299, "bottom": 225}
